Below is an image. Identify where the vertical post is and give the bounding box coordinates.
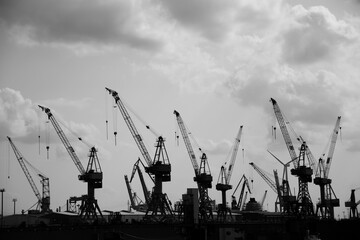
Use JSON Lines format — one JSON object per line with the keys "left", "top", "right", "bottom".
{"left": 12, "top": 198, "right": 17, "bottom": 215}
{"left": 0, "top": 189, "right": 4, "bottom": 227}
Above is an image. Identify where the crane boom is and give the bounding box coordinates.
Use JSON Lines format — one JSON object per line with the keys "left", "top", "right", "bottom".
{"left": 174, "top": 109, "right": 213, "bottom": 221}
{"left": 232, "top": 174, "right": 251, "bottom": 209}
{"left": 249, "top": 162, "right": 277, "bottom": 193}
{"left": 324, "top": 116, "right": 341, "bottom": 178}
{"left": 270, "top": 98, "right": 298, "bottom": 168}
{"left": 107, "top": 87, "right": 173, "bottom": 220}
{"left": 130, "top": 158, "right": 151, "bottom": 204}
{"left": 260, "top": 190, "right": 268, "bottom": 208}
{"left": 106, "top": 87, "right": 153, "bottom": 167}
{"left": 225, "top": 125, "right": 243, "bottom": 184}
{"left": 38, "top": 105, "right": 85, "bottom": 175}
{"left": 173, "top": 110, "right": 200, "bottom": 174}
{"left": 124, "top": 175, "right": 136, "bottom": 209}
{"left": 7, "top": 136, "right": 42, "bottom": 202}
{"left": 7, "top": 136, "right": 50, "bottom": 212}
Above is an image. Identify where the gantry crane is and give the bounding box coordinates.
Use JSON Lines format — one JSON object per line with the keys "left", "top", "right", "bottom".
{"left": 231, "top": 174, "right": 251, "bottom": 210}
{"left": 106, "top": 87, "right": 173, "bottom": 222}
{"left": 7, "top": 136, "right": 51, "bottom": 213}
{"left": 345, "top": 188, "right": 360, "bottom": 218}
{"left": 174, "top": 110, "right": 213, "bottom": 222}
{"left": 314, "top": 116, "right": 341, "bottom": 219}
{"left": 270, "top": 98, "right": 314, "bottom": 216}
{"left": 216, "top": 125, "right": 243, "bottom": 220}
{"left": 130, "top": 158, "right": 153, "bottom": 206}
{"left": 38, "top": 105, "right": 103, "bottom": 220}
{"left": 124, "top": 175, "right": 147, "bottom": 212}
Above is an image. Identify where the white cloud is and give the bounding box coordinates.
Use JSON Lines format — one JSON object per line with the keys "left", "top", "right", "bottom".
{"left": 0, "top": 0, "right": 162, "bottom": 51}
{"left": 157, "top": 0, "right": 284, "bottom": 41}
{"left": 0, "top": 88, "right": 100, "bottom": 150}
{"left": 0, "top": 88, "right": 38, "bottom": 139}
{"left": 202, "top": 139, "right": 232, "bottom": 156}
{"left": 40, "top": 97, "right": 93, "bottom": 110}
{"left": 280, "top": 5, "right": 358, "bottom": 65}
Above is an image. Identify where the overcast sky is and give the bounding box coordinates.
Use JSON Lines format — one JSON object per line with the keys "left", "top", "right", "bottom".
{"left": 1, "top": 0, "right": 360, "bottom": 218}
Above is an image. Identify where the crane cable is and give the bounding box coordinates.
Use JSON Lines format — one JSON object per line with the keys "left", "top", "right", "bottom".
{"left": 7, "top": 140, "right": 11, "bottom": 179}
{"left": 122, "top": 98, "right": 160, "bottom": 138}
{"left": 174, "top": 117, "right": 179, "bottom": 146}
{"left": 45, "top": 121, "right": 50, "bottom": 159}
{"left": 38, "top": 110, "right": 41, "bottom": 155}
{"left": 105, "top": 89, "right": 109, "bottom": 140}
{"left": 113, "top": 105, "right": 118, "bottom": 145}
{"left": 55, "top": 116, "right": 93, "bottom": 149}
{"left": 106, "top": 91, "right": 160, "bottom": 147}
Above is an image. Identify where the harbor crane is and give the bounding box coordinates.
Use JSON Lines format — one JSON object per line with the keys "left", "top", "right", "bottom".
{"left": 314, "top": 116, "right": 341, "bottom": 219}
{"left": 106, "top": 87, "right": 173, "bottom": 222}
{"left": 38, "top": 105, "right": 103, "bottom": 220}
{"left": 249, "top": 162, "right": 282, "bottom": 211}
{"left": 267, "top": 150, "right": 297, "bottom": 213}
{"left": 130, "top": 158, "right": 153, "bottom": 206}
{"left": 270, "top": 98, "right": 314, "bottom": 216}
{"left": 7, "top": 136, "right": 51, "bottom": 213}
{"left": 345, "top": 188, "right": 360, "bottom": 218}
{"left": 216, "top": 125, "right": 243, "bottom": 220}
{"left": 174, "top": 110, "right": 213, "bottom": 222}
{"left": 124, "top": 175, "right": 147, "bottom": 212}
{"left": 231, "top": 174, "right": 251, "bottom": 210}
{"left": 260, "top": 190, "right": 268, "bottom": 210}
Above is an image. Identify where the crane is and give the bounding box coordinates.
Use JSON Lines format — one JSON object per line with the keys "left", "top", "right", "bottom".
{"left": 173, "top": 110, "right": 213, "bottom": 222}
{"left": 267, "top": 150, "right": 297, "bottom": 213}
{"left": 314, "top": 116, "right": 341, "bottom": 219}
{"left": 216, "top": 125, "right": 243, "bottom": 220}
{"left": 124, "top": 175, "right": 147, "bottom": 212}
{"left": 106, "top": 87, "right": 173, "bottom": 222}
{"left": 345, "top": 188, "right": 360, "bottom": 219}
{"left": 260, "top": 190, "right": 268, "bottom": 210}
{"left": 130, "top": 158, "right": 152, "bottom": 206}
{"left": 249, "top": 162, "right": 282, "bottom": 211}
{"left": 270, "top": 98, "right": 298, "bottom": 169}
{"left": 7, "top": 136, "right": 51, "bottom": 213}
{"left": 231, "top": 174, "right": 251, "bottom": 210}
{"left": 270, "top": 98, "right": 314, "bottom": 216}
{"left": 38, "top": 105, "right": 103, "bottom": 221}
{"left": 249, "top": 162, "right": 277, "bottom": 193}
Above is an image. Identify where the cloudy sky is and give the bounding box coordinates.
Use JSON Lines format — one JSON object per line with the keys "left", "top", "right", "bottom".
{"left": 1, "top": 0, "right": 360, "bottom": 218}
